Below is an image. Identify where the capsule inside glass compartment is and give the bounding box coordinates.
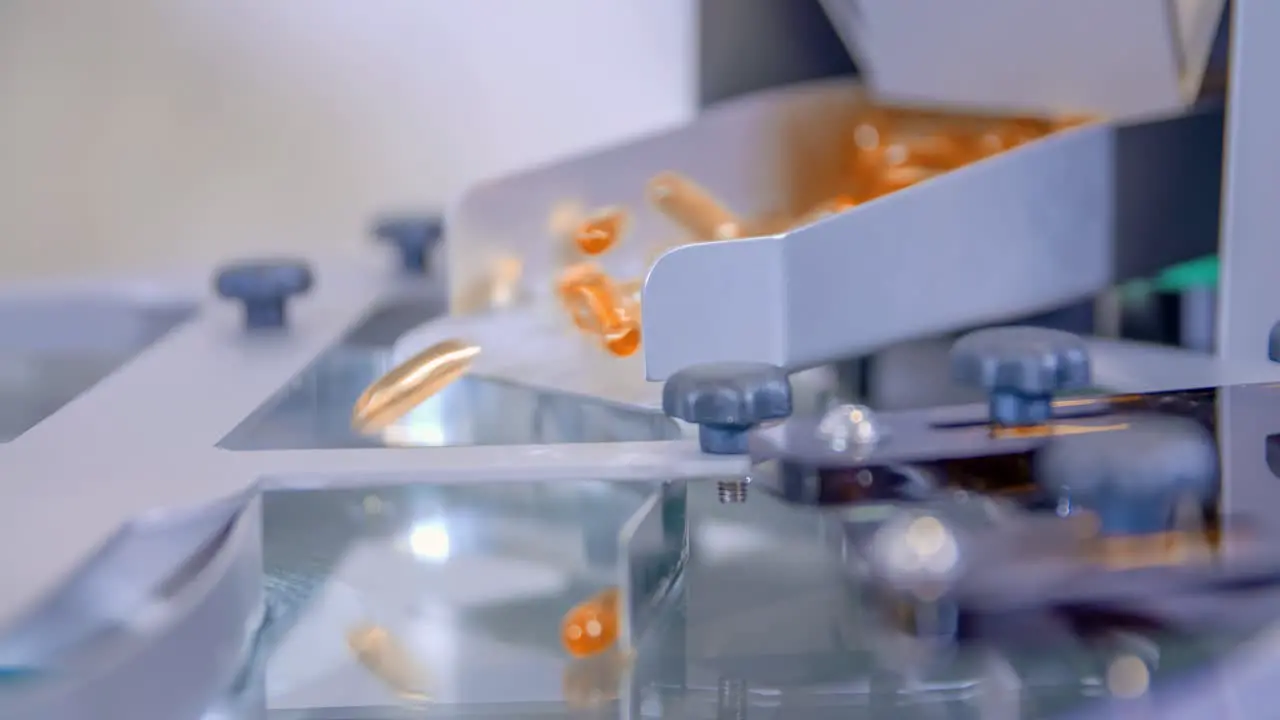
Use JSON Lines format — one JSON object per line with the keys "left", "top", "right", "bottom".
{"left": 561, "top": 587, "right": 621, "bottom": 658}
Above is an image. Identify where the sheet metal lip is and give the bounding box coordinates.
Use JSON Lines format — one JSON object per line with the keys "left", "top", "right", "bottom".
{"left": 0, "top": 499, "right": 263, "bottom": 720}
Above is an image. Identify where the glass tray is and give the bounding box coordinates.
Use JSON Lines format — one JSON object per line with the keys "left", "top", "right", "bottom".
{"left": 254, "top": 478, "right": 1259, "bottom": 719}
{"left": 219, "top": 349, "right": 682, "bottom": 451}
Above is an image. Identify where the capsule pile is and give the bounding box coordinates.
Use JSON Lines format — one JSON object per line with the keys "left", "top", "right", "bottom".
{"left": 550, "top": 104, "right": 1086, "bottom": 358}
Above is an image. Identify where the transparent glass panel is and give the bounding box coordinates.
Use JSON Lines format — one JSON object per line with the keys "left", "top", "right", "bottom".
{"left": 219, "top": 349, "right": 681, "bottom": 450}
{"left": 261, "top": 479, "right": 686, "bottom": 713}
{"left": 257, "top": 478, "right": 1271, "bottom": 719}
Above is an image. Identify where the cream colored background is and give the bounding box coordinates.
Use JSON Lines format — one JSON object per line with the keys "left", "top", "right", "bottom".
{"left": 0, "top": 0, "right": 696, "bottom": 281}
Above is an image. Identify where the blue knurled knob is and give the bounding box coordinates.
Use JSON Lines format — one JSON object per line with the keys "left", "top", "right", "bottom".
{"left": 373, "top": 215, "right": 444, "bottom": 275}
{"left": 214, "top": 260, "right": 314, "bottom": 330}
{"left": 1034, "top": 413, "right": 1218, "bottom": 536}
{"left": 662, "top": 362, "right": 793, "bottom": 454}
{"left": 950, "top": 326, "right": 1092, "bottom": 427}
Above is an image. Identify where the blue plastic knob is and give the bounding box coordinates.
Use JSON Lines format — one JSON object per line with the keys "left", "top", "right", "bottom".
{"left": 373, "top": 215, "right": 444, "bottom": 274}
{"left": 1034, "top": 413, "right": 1218, "bottom": 536}
{"left": 214, "top": 260, "right": 314, "bottom": 330}
{"left": 1269, "top": 321, "right": 1280, "bottom": 362}
{"left": 662, "top": 362, "right": 793, "bottom": 454}
{"left": 951, "top": 326, "right": 1091, "bottom": 427}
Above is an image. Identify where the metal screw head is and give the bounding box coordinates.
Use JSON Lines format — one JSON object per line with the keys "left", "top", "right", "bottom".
{"left": 818, "top": 403, "right": 883, "bottom": 451}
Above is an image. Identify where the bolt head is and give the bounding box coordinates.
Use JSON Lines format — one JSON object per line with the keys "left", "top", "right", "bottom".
{"left": 662, "top": 362, "right": 792, "bottom": 427}
{"left": 951, "top": 326, "right": 1091, "bottom": 395}
{"left": 214, "top": 259, "right": 313, "bottom": 301}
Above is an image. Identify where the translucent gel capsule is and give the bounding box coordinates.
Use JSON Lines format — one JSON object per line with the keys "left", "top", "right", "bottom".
{"left": 970, "top": 119, "right": 1052, "bottom": 159}
{"left": 489, "top": 255, "right": 524, "bottom": 308}
{"left": 347, "top": 623, "right": 432, "bottom": 703}
{"left": 562, "top": 648, "right": 633, "bottom": 709}
{"left": 862, "top": 166, "right": 939, "bottom": 202}
{"left": 646, "top": 171, "right": 743, "bottom": 241}
{"left": 794, "top": 194, "right": 859, "bottom": 227}
{"left": 556, "top": 265, "right": 643, "bottom": 357}
{"left": 850, "top": 110, "right": 897, "bottom": 178}
{"left": 574, "top": 207, "right": 629, "bottom": 256}
{"left": 561, "top": 587, "right": 620, "bottom": 658}
{"left": 892, "top": 134, "right": 967, "bottom": 169}
{"left": 352, "top": 339, "right": 481, "bottom": 434}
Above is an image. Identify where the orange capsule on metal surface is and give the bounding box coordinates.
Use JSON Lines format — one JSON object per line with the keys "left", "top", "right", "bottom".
{"left": 793, "top": 194, "right": 860, "bottom": 228}
{"left": 561, "top": 587, "right": 620, "bottom": 658}
{"left": 970, "top": 119, "right": 1050, "bottom": 159}
{"left": 862, "top": 166, "right": 939, "bottom": 202}
{"left": 896, "top": 134, "right": 967, "bottom": 169}
{"left": 574, "top": 207, "right": 629, "bottom": 256}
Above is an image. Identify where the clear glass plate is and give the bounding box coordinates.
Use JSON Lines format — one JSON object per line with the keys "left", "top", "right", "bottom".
{"left": 260, "top": 479, "right": 686, "bottom": 715}
{"left": 256, "top": 478, "right": 1259, "bottom": 720}
{"left": 219, "top": 349, "right": 681, "bottom": 451}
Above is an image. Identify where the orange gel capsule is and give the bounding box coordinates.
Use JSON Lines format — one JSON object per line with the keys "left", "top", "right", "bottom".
{"left": 556, "top": 265, "right": 643, "bottom": 357}
{"left": 646, "top": 171, "right": 743, "bottom": 241}
{"left": 574, "top": 207, "right": 629, "bottom": 256}
{"left": 894, "top": 134, "right": 967, "bottom": 169}
{"left": 561, "top": 587, "right": 620, "bottom": 658}
{"left": 792, "top": 194, "right": 859, "bottom": 228}
{"left": 970, "top": 119, "right": 1050, "bottom": 158}
{"left": 862, "top": 166, "right": 939, "bottom": 201}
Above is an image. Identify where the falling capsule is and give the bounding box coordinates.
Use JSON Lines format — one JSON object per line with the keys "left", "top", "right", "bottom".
{"left": 347, "top": 623, "right": 432, "bottom": 703}
{"left": 352, "top": 338, "right": 480, "bottom": 434}
{"left": 574, "top": 207, "right": 629, "bottom": 256}
{"left": 556, "top": 265, "right": 643, "bottom": 357}
{"left": 488, "top": 255, "right": 525, "bottom": 308}
{"left": 562, "top": 648, "right": 634, "bottom": 709}
{"left": 616, "top": 277, "right": 643, "bottom": 301}
{"left": 561, "top": 587, "right": 621, "bottom": 658}
{"left": 646, "top": 171, "right": 744, "bottom": 241}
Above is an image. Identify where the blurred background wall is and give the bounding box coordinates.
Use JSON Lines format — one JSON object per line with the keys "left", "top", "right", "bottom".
{"left": 0, "top": 0, "right": 698, "bottom": 280}
{"left": 0, "top": 0, "right": 849, "bottom": 281}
